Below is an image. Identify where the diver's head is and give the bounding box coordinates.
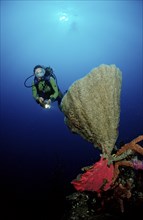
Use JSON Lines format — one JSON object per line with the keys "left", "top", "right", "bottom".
{"left": 34, "top": 65, "right": 45, "bottom": 79}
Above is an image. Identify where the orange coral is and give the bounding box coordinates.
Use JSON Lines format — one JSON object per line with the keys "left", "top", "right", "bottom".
{"left": 112, "top": 135, "right": 143, "bottom": 183}
{"left": 115, "top": 135, "right": 143, "bottom": 156}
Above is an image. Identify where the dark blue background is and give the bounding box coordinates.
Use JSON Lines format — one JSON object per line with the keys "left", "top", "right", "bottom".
{"left": 0, "top": 0, "right": 143, "bottom": 216}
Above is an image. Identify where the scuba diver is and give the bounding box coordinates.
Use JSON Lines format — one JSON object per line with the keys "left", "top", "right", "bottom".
{"left": 24, "top": 65, "right": 63, "bottom": 109}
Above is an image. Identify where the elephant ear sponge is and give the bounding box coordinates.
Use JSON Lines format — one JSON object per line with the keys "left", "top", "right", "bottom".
{"left": 61, "top": 64, "right": 122, "bottom": 159}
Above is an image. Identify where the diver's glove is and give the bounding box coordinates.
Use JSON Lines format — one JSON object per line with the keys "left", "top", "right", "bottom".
{"left": 36, "top": 97, "right": 44, "bottom": 104}
{"left": 36, "top": 97, "right": 43, "bottom": 104}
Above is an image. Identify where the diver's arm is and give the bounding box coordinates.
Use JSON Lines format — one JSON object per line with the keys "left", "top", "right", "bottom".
{"left": 49, "top": 77, "right": 59, "bottom": 101}
{"left": 32, "top": 84, "right": 39, "bottom": 102}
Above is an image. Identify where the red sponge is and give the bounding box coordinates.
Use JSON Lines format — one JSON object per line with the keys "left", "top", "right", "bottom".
{"left": 71, "top": 157, "right": 114, "bottom": 192}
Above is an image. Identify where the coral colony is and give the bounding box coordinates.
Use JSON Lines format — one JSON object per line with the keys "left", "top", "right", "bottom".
{"left": 61, "top": 64, "right": 143, "bottom": 214}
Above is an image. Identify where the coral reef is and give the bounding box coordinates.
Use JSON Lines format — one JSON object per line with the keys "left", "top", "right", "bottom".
{"left": 62, "top": 167, "right": 143, "bottom": 219}
{"left": 61, "top": 64, "right": 143, "bottom": 214}
{"left": 70, "top": 135, "right": 143, "bottom": 193}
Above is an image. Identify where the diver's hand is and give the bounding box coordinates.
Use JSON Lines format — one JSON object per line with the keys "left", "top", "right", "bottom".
{"left": 38, "top": 97, "right": 44, "bottom": 104}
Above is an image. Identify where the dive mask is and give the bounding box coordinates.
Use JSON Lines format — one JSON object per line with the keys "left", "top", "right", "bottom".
{"left": 35, "top": 68, "right": 45, "bottom": 79}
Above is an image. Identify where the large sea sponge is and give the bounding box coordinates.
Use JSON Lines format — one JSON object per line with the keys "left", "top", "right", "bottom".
{"left": 61, "top": 64, "right": 122, "bottom": 158}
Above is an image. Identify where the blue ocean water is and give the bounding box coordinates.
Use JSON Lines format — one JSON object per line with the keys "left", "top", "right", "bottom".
{"left": 0, "top": 0, "right": 143, "bottom": 215}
